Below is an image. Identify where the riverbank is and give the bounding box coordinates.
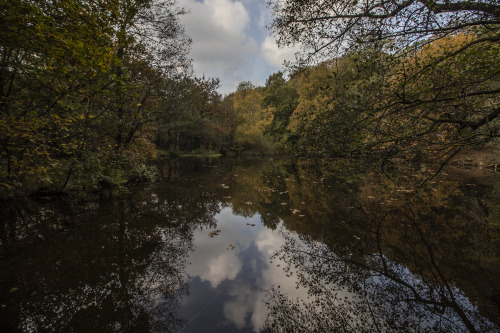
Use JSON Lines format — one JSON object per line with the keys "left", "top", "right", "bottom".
{"left": 449, "top": 147, "right": 500, "bottom": 170}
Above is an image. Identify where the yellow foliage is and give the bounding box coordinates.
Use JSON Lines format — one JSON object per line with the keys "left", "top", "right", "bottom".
{"left": 288, "top": 62, "right": 336, "bottom": 134}
{"left": 232, "top": 87, "right": 274, "bottom": 151}
{"left": 129, "top": 137, "right": 157, "bottom": 160}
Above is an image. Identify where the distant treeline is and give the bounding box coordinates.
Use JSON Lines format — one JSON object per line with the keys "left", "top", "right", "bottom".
{"left": 227, "top": 31, "right": 500, "bottom": 162}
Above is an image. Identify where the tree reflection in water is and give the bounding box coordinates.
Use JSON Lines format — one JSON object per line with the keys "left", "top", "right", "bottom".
{"left": 264, "top": 231, "right": 495, "bottom": 332}
{"left": 261, "top": 165, "right": 500, "bottom": 333}
{"left": 0, "top": 165, "right": 223, "bottom": 332}
{"left": 1, "top": 158, "right": 499, "bottom": 332}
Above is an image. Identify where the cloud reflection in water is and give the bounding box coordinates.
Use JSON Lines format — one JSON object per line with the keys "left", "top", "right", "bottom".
{"left": 180, "top": 206, "right": 307, "bottom": 332}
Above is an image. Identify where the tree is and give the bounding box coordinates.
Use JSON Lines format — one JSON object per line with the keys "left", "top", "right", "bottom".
{"left": 0, "top": 0, "right": 117, "bottom": 194}
{"left": 269, "top": 0, "right": 500, "bottom": 65}
{"left": 361, "top": 32, "right": 500, "bottom": 164}
{"left": 155, "top": 76, "right": 237, "bottom": 154}
{"left": 256, "top": 159, "right": 500, "bottom": 332}
{"left": 232, "top": 84, "right": 275, "bottom": 153}
{"left": 269, "top": 0, "right": 500, "bottom": 164}
{"left": 280, "top": 48, "right": 393, "bottom": 157}
{"left": 0, "top": 0, "right": 192, "bottom": 197}
{"left": 105, "top": 0, "right": 190, "bottom": 151}
{"left": 261, "top": 72, "right": 299, "bottom": 146}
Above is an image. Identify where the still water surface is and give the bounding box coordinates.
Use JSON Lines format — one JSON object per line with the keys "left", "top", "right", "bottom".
{"left": 1, "top": 158, "right": 499, "bottom": 332}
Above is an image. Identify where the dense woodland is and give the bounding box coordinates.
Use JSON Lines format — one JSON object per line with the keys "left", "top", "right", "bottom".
{"left": 1, "top": 0, "right": 499, "bottom": 198}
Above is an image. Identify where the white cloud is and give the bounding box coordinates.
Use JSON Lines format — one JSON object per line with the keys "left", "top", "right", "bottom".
{"left": 186, "top": 207, "right": 257, "bottom": 288}
{"left": 262, "top": 36, "right": 301, "bottom": 67}
{"left": 200, "top": 251, "right": 242, "bottom": 288}
{"left": 223, "top": 282, "right": 256, "bottom": 329}
{"left": 184, "top": 207, "right": 313, "bottom": 332}
{"left": 177, "top": 0, "right": 302, "bottom": 95}
{"left": 179, "top": 0, "right": 260, "bottom": 94}
{"left": 209, "top": 0, "right": 248, "bottom": 32}
{"left": 257, "top": 9, "right": 270, "bottom": 29}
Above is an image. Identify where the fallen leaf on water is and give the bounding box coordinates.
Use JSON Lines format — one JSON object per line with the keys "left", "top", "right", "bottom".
{"left": 209, "top": 230, "right": 221, "bottom": 237}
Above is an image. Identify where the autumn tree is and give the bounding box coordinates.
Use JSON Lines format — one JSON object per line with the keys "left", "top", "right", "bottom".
{"left": 361, "top": 32, "right": 500, "bottom": 164}
{"left": 0, "top": 0, "right": 117, "bottom": 194}
{"left": 274, "top": 46, "right": 393, "bottom": 157}
{"left": 0, "top": 0, "right": 192, "bottom": 197}
{"left": 269, "top": 0, "right": 500, "bottom": 163}
{"left": 106, "top": 0, "right": 190, "bottom": 151}
{"left": 269, "top": 0, "right": 500, "bottom": 65}
{"left": 261, "top": 72, "right": 299, "bottom": 147}
{"left": 232, "top": 82, "right": 275, "bottom": 153}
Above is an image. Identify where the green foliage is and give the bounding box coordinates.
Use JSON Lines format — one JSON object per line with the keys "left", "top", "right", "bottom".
{"left": 72, "top": 138, "right": 157, "bottom": 194}
{"left": 230, "top": 34, "right": 499, "bottom": 161}
{"left": 262, "top": 73, "right": 299, "bottom": 146}
{"left": 231, "top": 83, "right": 275, "bottom": 154}
{"left": 0, "top": 0, "right": 191, "bottom": 198}
{"left": 155, "top": 76, "right": 236, "bottom": 154}
{"left": 265, "top": 50, "right": 390, "bottom": 157}
{"left": 267, "top": 0, "right": 500, "bottom": 163}
{"left": 72, "top": 151, "right": 126, "bottom": 192}
{"left": 3, "top": 0, "right": 498, "bottom": 198}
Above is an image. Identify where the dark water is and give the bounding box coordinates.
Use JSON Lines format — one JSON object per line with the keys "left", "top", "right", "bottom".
{"left": 1, "top": 158, "right": 499, "bottom": 332}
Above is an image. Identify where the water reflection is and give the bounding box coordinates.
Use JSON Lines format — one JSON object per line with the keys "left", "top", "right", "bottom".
{"left": 255, "top": 162, "right": 500, "bottom": 332}
{"left": 1, "top": 157, "right": 499, "bottom": 332}
{"left": 263, "top": 229, "right": 497, "bottom": 332}
{"left": 0, "top": 177, "right": 217, "bottom": 332}
{"left": 177, "top": 208, "right": 305, "bottom": 332}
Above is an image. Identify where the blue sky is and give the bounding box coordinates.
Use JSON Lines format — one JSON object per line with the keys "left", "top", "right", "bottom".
{"left": 178, "top": 0, "right": 300, "bottom": 95}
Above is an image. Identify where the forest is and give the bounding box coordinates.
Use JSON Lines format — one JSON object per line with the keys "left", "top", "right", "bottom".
{"left": 1, "top": 0, "right": 499, "bottom": 198}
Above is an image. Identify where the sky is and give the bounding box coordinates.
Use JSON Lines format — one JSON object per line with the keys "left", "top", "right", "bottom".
{"left": 177, "top": 0, "right": 300, "bottom": 95}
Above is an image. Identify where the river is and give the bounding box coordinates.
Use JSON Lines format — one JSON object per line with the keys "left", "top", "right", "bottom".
{"left": 1, "top": 157, "right": 499, "bottom": 332}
